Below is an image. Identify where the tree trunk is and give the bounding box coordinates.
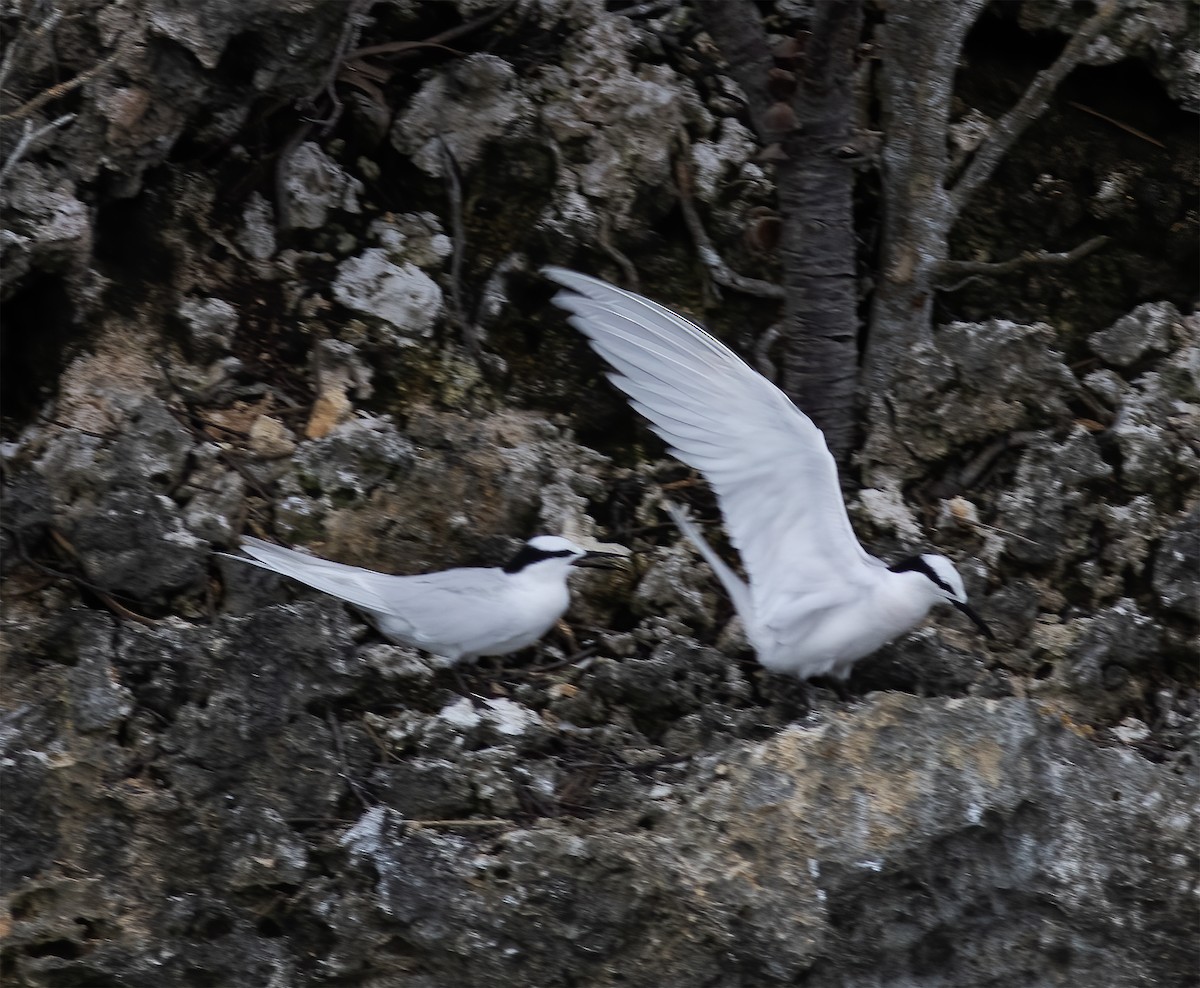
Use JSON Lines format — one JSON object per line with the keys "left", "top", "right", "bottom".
{"left": 776, "top": 0, "right": 864, "bottom": 464}
{"left": 696, "top": 0, "right": 864, "bottom": 464}
{"left": 864, "top": 0, "right": 985, "bottom": 400}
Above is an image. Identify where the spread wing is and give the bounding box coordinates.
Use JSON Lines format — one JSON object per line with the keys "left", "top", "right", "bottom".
{"left": 545, "top": 268, "right": 883, "bottom": 619}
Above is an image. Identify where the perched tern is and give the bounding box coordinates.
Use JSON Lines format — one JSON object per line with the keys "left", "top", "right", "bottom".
{"left": 227, "top": 535, "right": 621, "bottom": 662}
{"left": 545, "top": 267, "right": 993, "bottom": 681}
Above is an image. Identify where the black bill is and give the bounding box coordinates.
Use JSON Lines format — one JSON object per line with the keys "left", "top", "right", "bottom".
{"left": 953, "top": 599, "right": 995, "bottom": 640}
{"left": 573, "top": 550, "right": 627, "bottom": 571}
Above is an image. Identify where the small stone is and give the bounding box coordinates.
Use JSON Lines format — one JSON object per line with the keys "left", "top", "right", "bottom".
{"left": 1113, "top": 717, "right": 1151, "bottom": 744}
{"left": 1089, "top": 302, "right": 1179, "bottom": 367}
{"left": 248, "top": 415, "right": 296, "bottom": 458}
{"left": 280, "top": 142, "right": 363, "bottom": 230}
{"left": 332, "top": 249, "right": 443, "bottom": 343}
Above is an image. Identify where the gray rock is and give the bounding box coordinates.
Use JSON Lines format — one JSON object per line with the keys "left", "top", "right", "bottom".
{"left": 993, "top": 427, "right": 1113, "bottom": 566}
{"left": 369, "top": 758, "right": 480, "bottom": 820}
{"left": 290, "top": 415, "right": 418, "bottom": 504}
{"left": 331, "top": 249, "right": 443, "bottom": 343}
{"left": 223, "top": 805, "right": 310, "bottom": 889}
{"left": 675, "top": 693, "right": 1198, "bottom": 987}
{"left": 178, "top": 444, "right": 247, "bottom": 544}
{"left": 1153, "top": 505, "right": 1200, "bottom": 619}
{"left": 1107, "top": 367, "right": 1200, "bottom": 498}
{"left": 69, "top": 614, "right": 135, "bottom": 734}
{"left": 0, "top": 163, "right": 92, "bottom": 300}
{"left": 279, "top": 141, "right": 363, "bottom": 230}
{"left": 848, "top": 624, "right": 993, "bottom": 697}
{"left": 631, "top": 539, "right": 717, "bottom": 629}
{"left": 238, "top": 191, "right": 276, "bottom": 260}
{"left": 176, "top": 296, "right": 238, "bottom": 354}
{"left": 0, "top": 736, "right": 61, "bottom": 896}
{"left": 323, "top": 694, "right": 1197, "bottom": 987}
{"left": 393, "top": 54, "right": 533, "bottom": 176}
{"left": 35, "top": 397, "right": 195, "bottom": 506}
{"left": 1056, "top": 599, "right": 1162, "bottom": 722}
{"left": 70, "top": 488, "right": 207, "bottom": 602}
{"left": 875, "top": 319, "right": 1079, "bottom": 470}
{"left": 1089, "top": 301, "right": 1179, "bottom": 366}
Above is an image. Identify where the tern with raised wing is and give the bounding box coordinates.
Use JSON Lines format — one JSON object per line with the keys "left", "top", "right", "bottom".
{"left": 545, "top": 267, "right": 992, "bottom": 680}
{"left": 228, "top": 535, "right": 621, "bottom": 662}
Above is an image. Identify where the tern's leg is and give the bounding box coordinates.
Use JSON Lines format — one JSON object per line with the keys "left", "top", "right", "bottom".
{"left": 450, "top": 665, "right": 493, "bottom": 704}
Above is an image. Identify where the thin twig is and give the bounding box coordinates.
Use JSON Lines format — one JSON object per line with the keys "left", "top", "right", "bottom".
{"left": 346, "top": 40, "right": 466, "bottom": 61}
{"left": 295, "top": 0, "right": 375, "bottom": 132}
{"left": 326, "top": 713, "right": 372, "bottom": 809}
{"left": 936, "top": 234, "right": 1109, "bottom": 289}
{"left": 517, "top": 646, "right": 598, "bottom": 677}
{"left": 673, "top": 157, "right": 785, "bottom": 300}
{"left": 597, "top": 213, "right": 639, "bottom": 291}
{"left": 1067, "top": 100, "right": 1165, "bottom": 148}
{"left": 957, "top": 430, "right": 1040, "bottom": 490}
{"left": 437, "top": 133, "right": 482, "bottom": 353}
{"left": 356, "top": 0, "right": 515, "bottom": 63}
{"left": 0, "top": 6, "right": 62, "bottom": 95}
{"left": 1, "top": 46, "right": 124, "bottom": 123}
{"left": 967, "top": 519, "right": 1043, "bottom": 548}
{"left": 618, "top": 0, "right": 679, "bottom": 18}
{"left": 0, "top": 112, "right": 74, "bottom": 184}
{"left": 47, "top": 418, "right": 119, "bottom": 441}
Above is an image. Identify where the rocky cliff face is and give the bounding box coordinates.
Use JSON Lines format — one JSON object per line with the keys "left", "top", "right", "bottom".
{"left": 1, "top": 1, "right": 1196, "bottom": 986}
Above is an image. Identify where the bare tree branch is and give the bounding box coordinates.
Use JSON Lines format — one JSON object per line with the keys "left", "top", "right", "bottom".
{"left": 598, "top": 212, "right": 640, "bottom": 292}
{"left": 0, "top": 4, "right": 62, "bottom": 96}
{"left": 936, "top": 235, "right": 1110, "bottom": 288}
{"left": 0, "top": 112, "right": 73, "bottom": 184}
{"left": 0, "top": 45, "right": 125, "bottom": 123}
{"left": 862, "top": 0, "right": 988, "bottom": 399}
{"left": 949, "top": 0, "right": 1121, "bottom": 215}
{"left": 674, "top": 156, "right": 785, "bottom": 300}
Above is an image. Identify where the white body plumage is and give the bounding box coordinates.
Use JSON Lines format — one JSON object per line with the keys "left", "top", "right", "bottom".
{"left": 546, "top": 267, "right": 992, "bottom": 680}
{"left": 229, "top": 535, "right": 617, "bottom": 662}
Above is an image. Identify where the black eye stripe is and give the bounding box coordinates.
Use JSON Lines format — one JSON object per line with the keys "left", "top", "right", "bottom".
{"left": 888, "top": 555, "right": 954, "bottom": 595}
{"left": 503, "top": 546, "right": 576, "bottom": 574}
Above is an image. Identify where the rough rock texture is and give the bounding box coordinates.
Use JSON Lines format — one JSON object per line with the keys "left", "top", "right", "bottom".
{"left": 1, "top": 0, "right": 1196, "bottom": 986}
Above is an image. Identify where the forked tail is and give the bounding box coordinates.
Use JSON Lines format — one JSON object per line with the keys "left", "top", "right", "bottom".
{"left": 224, "top": 537, "right": 392, "bottom": 614}
{"left": 662, "top": 500, "right": 753, "bottom": 625}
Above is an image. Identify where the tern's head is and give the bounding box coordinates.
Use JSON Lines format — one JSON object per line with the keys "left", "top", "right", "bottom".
{"left": 503, "top": 536, "right": 623, "bottom": 575}
{"left": 888, "top": 553, "right": 994, "bottom": 639}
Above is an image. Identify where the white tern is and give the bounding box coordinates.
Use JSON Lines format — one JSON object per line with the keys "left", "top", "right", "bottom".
{"left": 545, "top": 267, "right": 993, "bottom": 680}
{"left": 228, "top": 535, "right": 621, "bottom": 662}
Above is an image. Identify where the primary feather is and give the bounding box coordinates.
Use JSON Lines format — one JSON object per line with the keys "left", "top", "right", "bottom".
{"left": 546, "top": 267, "right": 990, "bottom": 679}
